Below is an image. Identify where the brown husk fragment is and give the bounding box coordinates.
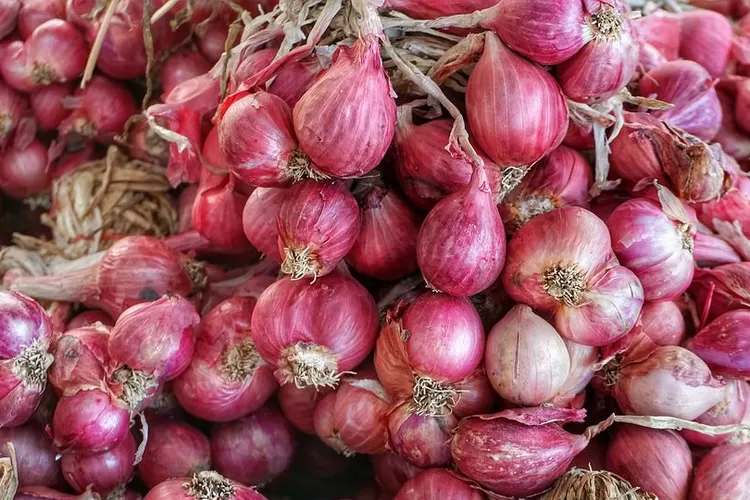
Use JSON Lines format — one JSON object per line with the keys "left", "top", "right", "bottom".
{"left": 542, "top": 468, "right": 657, "bottom": 500}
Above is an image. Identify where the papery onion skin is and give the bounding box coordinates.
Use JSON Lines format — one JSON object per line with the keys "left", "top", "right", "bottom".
{"left": 608, "top": 112, "right": 671, "bottom": 190}
{"left": 108, "top": 294, "right": 199, "bottom": 383}
{"left": 394, "top": 469, "right": 486, "bottom": 500}
{"left": 689, "top": 310, "right": 750, "bottom": 378}
{"left": 0, "top": 290, "right": 52, "bottom": 359}
{"left": 173, "top": 297, "right": 277, "bottom": 422}
{"left": 613, "top": 346, "right": 726, "bottom": 420}
{"left": 346, "top": 184, "right": 421, "bottom": 281}
{"left": 678, "top": 9, "right": 732, "bottom": 78}
{"left": 638, "top": 60, "right": 721, "bottom": 142}
{"left": 143, "top": 471, "right": 269, "bottom": 500}
{"left": 0, "top": 423, "right": 61, "bottom": 487}
{"left": 500, "top": 145, "right": 592, "bottom": 232}
{"left": 293, "top": 38, "right": 396, "bottom": 178}
{"left": 242, "top": 187, "right": 286, "bottom": 262}
{"left": 682, "top": 380, "right": 750, "bottom": 447}
{"left": 690, "top": 442, "right": 750, "bottom": 500}
{"left": 160, "top": 50, "right": 211, "bottom": 98}
{"left": 372, "top": 452, "right": 422, "bottom": 495}
{"left": 277, "top": 180, "right": 361, "bottom": 280}
{"left": 211, "top": 405, "right": 296, "bottom": 487}
{"left": 250, "top": 272, "right": 379, "bottom": 388}
{"left": 416, "top": 166, "right": 505, "bottom": 297}
{"left": 268, "top": 56, "right": 322, "bottom": 108}
{"left": 60, "top": 432, "right": 136, "bottom": 494}
{"left": 52, "top": 388, "right": 130, "bottom": 452}
{"left": 466, "top": 32, "right": 568, "bottom": 167}
{"left": 48, "top": 324, "right": 110, "bottom": 396}
{"left": 381, "top": 0, "right": 498, "bottom": 18}
{"left": 485, "top": 304, "right": 570, "bottom": 406}
{"left": 689, "top": 263, "right": 750, "bottom": 323}
{"left": 557, "top": 2, "right": 639, "bottom": 103}
{"left": 138, "top": 417, "right": 210, "bottom": 488}
{"left": 451, "top": 407, "right": 588, "bottom": 498}
{"left": 387, "top": 402, "right": 457, "bottom": 468}
{"left": 606, "top": 197, "right": 695, "bottom": 301}
{"left": 632, "top": 10, "right": 681, "bottom": 61}
{"left": 606, "top": 425, "right": 692, "bottom": 500}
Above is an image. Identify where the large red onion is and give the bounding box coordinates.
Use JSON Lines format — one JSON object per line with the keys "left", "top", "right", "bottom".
{"left": 313, "top": 370, "right": 390, "bottom": 455}
{"left": 451, "top": 407, "right": 588, "bottom": 498}
{"left": 678, "top": 9, "right": 732, "bottom": 77}
{"left": 416, "top": 165, "right": 505, "bottom": 297}
{"left": 502, "top": 207, "right": 644, "bottom": 346}
{"left": 466, "top": 32, "right": 567, "bottom": 167}
{"left": 138, "top": 417, "right": 210, "bottom": 488}
{"left": 52, "top": 388, "right": 130, "bottom": 452}
{"left": 485, "top": 304, "right": 570, "bottom": 406}
{"left": 557, "top": 1, "right": 638, "bottom": 103}
{"left": 0, "top": 19, "right": 86, "bottom": 92}
{"left": 374, "top": 293, "right": 484, "bottom": 416}
{"left": 690, "top": 443, "right": 750, "bottom": 500}
{"left": 606, "top": 188, "right": 696, "bottom": 301}
{"left": 612, "top": 346, "right": 726, "bottom": 420}
{"left": 0, "top": 291, "right": 53, "bottom": 428}
{"left": 242, "top": 187, "right": 286, "bottom": 262}
{"left": 346, "top": 182, "right": 421, "bottom": 281}
{"left": 387, "top": 401, "right": 457, "bottom": 468}
{"left": 173, "top": 297, "right": 277, "bottom": 422}
{"left": 372, "top": 453, "right": 422, "bottom": 495}
{"left": 638, "top": 60, "right": 721, "bottom": 142}
{"left": 143, "top": 471, "right": 268, "bottom": 500}
{"left": 393, "top": 114, "right": 503, "bottom": 212}
{"left": 500, "top": 145, "right": 592, "bottom": 232}
{"left": 0, "top": 423, "right": 61, "bottom": 487}
{"left": 689, "top": 310, "right": 750, "bottom": 378}
{"left": 8, "top": 236, "right": 203, "bottom": 318}
{"left": 606, "top": 425, "right": 692, "bottom": 500}
{"left": 211, "top": 405, "right": 295, "bottom": 487}
{"left": 48, "top": 323, "right": 110, "bottom": 396}
{"left": 251, "top": 272, "right": 378, "bottom": 388}
{"left": 61, "top": 432, "right": 136, "bottom": 494}
{"left": 277, "top": 384, "right": 331, "bottom": 435}
{"left": 160, "top": 50, "right": 211, "bottom": 98}
{"left": 395, "top": 469, "right": 485, "bottom": 500}
{"left": 0, "top": 139, "right": 49, "bottom": 199}
{"left": 277, "top": 179, "right": 360, "bottom": 280}
{"left": 293, "top": 37, "right": 396, "bottom": 178}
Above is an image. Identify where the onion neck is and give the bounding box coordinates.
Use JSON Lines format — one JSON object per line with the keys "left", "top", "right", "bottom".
{"left": 8, "top": 266, "right": 98, "bottom": 304}
{"left": 542, "top": 263, "right": 587, "bottom": 307}
{"left": 278, "top": 343, "right": 340, "bottom": 389}
{"left": 222, "top": 340, "right": 261, "bottom": 382}
{"left": 182, "top": 471, "right": 236, "bottom": 500}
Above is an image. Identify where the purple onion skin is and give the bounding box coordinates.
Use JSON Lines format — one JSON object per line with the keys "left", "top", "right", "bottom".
{"left": 689, "top": 310, "right": 750, "bottom": 379}
{"left": 0, "top": 423, "right": 62, "bottom": 487}
{"left": 690, "top": 443, "right": 750, "bottom": 500}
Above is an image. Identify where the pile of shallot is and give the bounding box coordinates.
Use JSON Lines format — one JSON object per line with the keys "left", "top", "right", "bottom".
{"left": 2, "top": 0, "right": 750, "bottom": 499}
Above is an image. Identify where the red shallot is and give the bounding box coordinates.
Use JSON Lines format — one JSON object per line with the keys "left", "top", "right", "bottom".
{"left": 160, "top": 50, "right": 212, "bottom": 99}
{"left": 678, "top": 9, "right": 732, "bottom": 77}
{"left": 0, "top": 80, "right": 28, "bottom": 148}
{"left": 372, "top": 453, "right": 421, "bottom": 495}
{"left": 29, "top": 83, "right": 71, "bottom": 131}
{"left": 17, "top": 0, "right": 64, "bottom": 39}
{"left": 387, "top": 401, "right": 457, "bottom": 468}
{"left": 211, "top": 405, "right": 295, "bottom": 487}
{"left": 242, "top": 187, "right": 286, "bottom": 262}
{"left": 683, "top": 380, "right": 750, "bottom": 447}
{"left": 60, "top": 432, "right": 136, "bottom": 494}
{"left": 0, "top": 139, "right": 49, "bottom": 199}
{"left": 143, "top": 471, "right": 269, "bottom": 500}
{"left": 52, "top": 387, "right": 130, "bottom": 452}
{"left": 173, "top": 297, "right": 277, "bottom": 422}
{"left": 0, "top": 423, "right": 61, "bottom": 487}
{"left": 138, "top": 417, "right": 210, "bottom": 488}
{"left": 689, "top": 309, "right": 750, "bottom": 378}
{"left": 394, "top": 469, "right": 485, "bottom": 500}
{"left": 48, "top": 323, "right": 110, "bottom": 396}
{"left": 278, "top": 384, "right": 330, "bottom": 435}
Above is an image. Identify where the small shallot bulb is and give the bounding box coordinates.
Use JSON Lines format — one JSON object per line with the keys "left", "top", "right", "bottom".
{"left": 0, "top": 423, "right": 61, "bottom": 487}
{"left": 293, "top": 37, "right": 396, "bottom": 178}
{"left": 52, "top": 388, "right": 130, "bottom": 452}
{"left": 159, "top": 50, "right": 211, "bottom": 98}
{"left": 416, "top": 165, "right": 505, "bottom": 296}
{"left": 346, "top": 182, "right": 421, "bottom": 281}
{"left": 678, "top": 9, "right": 732, "bottom": 78}
{"left": 557, "top": 1, "right": 638, "bottom": 103}
{"left": 500, "top": 145, "right": 592, "bottom": 232}
{"left": 387, "top": 401, "right": 457, "bottom": 468}
{"left": 690, "top": 443, "right": 750, "bottom": 500}
{"left": 606, "top": 187, "right": 696, "bottom": 301}
{"left": 682, "top": 380, "right": 750, "bottom": 447}
{"left": 395, "top": 469, "right": 485, "bottom": 500}
{"left": 143, "top": 471, "right": 269, "bottom": 500}
{"left": 689, "top": 310, "right": 750, "bottom": 378}
{"left": 313, "top": 370, "right": 390, "bottom": 455}
{"left": 0, "top": 139, "right": 50, "bottom": 199}
{"left": 242, "top": 188, "right": 286, "bottom": 262}
{"left": 277, "top": 179, "right": 361, "bottom": 281}
{"left": 467, "top": 32, "right": 568, "bottom": 167}
{"left": 30, "top": 83, "right": 72, "bottom": 131}
{"left": 374, "top": 293, "right": 485, "bottom": 416}
{"left": 173, "top": 297, "right": 277, "bottom": 422}
{"left": 613, "top": 346, "right": 726, "bottom": 420}
{"left": 138, "top": 417, "right": 210, "bottom": 488}
{"left": 267, "top": 55, "right": 322, "bottom": 108}
{"left": 60, "top": 432, "right": 136, "bottom": 494}
{"left": 638, "top": 60, "right": 722, "bottom": 142}
{"left": 250, "top": 272, "right": 379, "bottom": 388}
{"left": 608, "top": 112, "right": 671, "bottom": 190}
{"left": 0, "top": 291, "right": 54, "bottom": 428}
{"left": 451, "top": 407, "right": 588, "bottom": 498}
{"left": 219, "top": 91, "right": 314, "bottom": 187}
{"left": 632, "top": 9, "right": 681, "bottom": 61}
{"left": 606, "top": 425, "right": 692, "bottom": 500}
{"left": 502, "top": 207, "right": 644, "bottom": 346}
{"left": 211, "top": 405, "right": 296, "bottom": 487}
{"left": 485, "top": 305, "right": 570, "bottom": 407}
{"left": 0, "top": 80, "right": 28, "bottom": 147}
